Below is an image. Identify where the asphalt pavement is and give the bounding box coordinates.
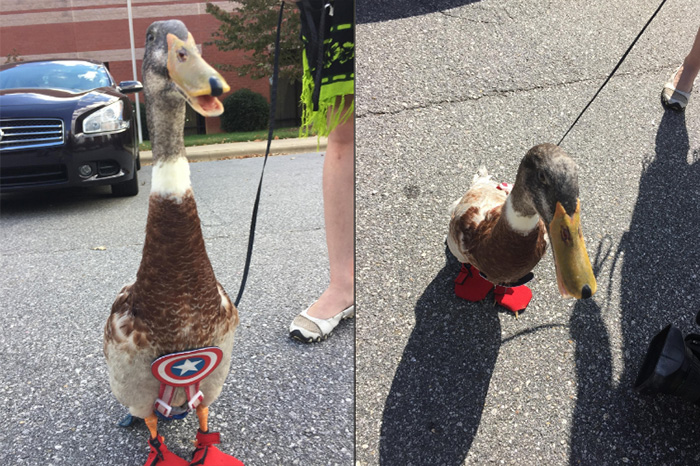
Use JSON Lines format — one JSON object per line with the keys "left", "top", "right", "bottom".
{"left": 356, "top": 1, "right": 700, "bottom": 465}
{"left": 0, "top": 149, "right": 352, "bottom": 465}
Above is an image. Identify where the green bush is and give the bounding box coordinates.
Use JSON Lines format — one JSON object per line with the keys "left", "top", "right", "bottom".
{"left": 221, "top": 89, "right": 269, "bottom": 132}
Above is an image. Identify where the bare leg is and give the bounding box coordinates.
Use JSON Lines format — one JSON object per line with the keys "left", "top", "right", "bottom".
{"left": 143, "top": 411, "right": 189, "bottom": 465}
{"left": 145, "top": 413, "right": 158, "bottom": 439}
{"left": 671, "top": 27, "right": 700, "bottom": 92}
{"left": 190, "top": 403, "right": 243, "bottom": 465}
{"left": 196, "top": 404, "right": 209, "bottom": 432}
{"left": 307, "top": 95, "right": 355, "bottom": 319}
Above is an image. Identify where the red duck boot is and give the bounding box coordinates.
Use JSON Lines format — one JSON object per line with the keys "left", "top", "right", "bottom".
{"left": 190, "top": 430, "right": 244, "bottom": 466}
{"left": 454, "top": 264, "right": 494, "bottom": 302}
{"left": 145, "top": 435, "right": 189, "bottom": 466}
{"left": 494, "top": 285, "right": 533, "bottom": 317}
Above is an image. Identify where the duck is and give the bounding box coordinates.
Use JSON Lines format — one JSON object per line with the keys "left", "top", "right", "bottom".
{"left": 447, "top": 143, "right": 597, "bottom": 316}
{"left": 103, "top": 20, "right": 243, "bottom": 466}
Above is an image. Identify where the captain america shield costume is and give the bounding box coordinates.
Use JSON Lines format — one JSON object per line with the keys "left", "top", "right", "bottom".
{"left": 151, "top": 347, "right": 223, "bottom": 418}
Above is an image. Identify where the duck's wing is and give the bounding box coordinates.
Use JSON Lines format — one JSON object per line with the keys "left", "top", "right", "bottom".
{"left": 103, "top": 283, "right": 147, "bottom": 357}
{"left": 447, "top": 170, "right": 508, "bottom": 263}
{"left": 103, "top": 284, "right": 163, "bottom": 418}
{"left": 214, "top": 281, "right": 239, "bottom": 335}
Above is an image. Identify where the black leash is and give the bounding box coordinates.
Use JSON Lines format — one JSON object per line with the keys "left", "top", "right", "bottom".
{"left": 558, "top": 0, "right": 668, "bottom": 146}
{"left": 234, "top": 1, "right": 285, "bottom": 307}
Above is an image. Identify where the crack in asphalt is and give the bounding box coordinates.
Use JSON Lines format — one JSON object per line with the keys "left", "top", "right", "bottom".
{"left": 357, "top": 65, "right": 671, "bottom": 118}
{"left": 437, "top": 10, "right": 500, "bottom": 24}
{"left": 358, "top": 77, "right": 601, "bottom": 117}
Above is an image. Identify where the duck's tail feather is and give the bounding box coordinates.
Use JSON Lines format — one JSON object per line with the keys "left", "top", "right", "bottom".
{"left": 473, "top": 167, "right": 490, "bottom": 183}
{"left": 449, "top": 167, "right": 492, "bottom": 216}
{"left": 448, "top": 196, "right": 461, "bottom": 216}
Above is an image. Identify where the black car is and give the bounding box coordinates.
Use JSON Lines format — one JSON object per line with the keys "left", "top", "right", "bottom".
{"left": 0, "top": 59, "right": 143, "bottom": 196}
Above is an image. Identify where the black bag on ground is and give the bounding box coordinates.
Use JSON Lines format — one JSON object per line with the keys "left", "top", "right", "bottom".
{"left": 634, "top": 311, "right": 700, "bottom": 406}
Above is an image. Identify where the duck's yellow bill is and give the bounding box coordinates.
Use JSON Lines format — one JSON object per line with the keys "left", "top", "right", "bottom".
{"left": 549, "top": 200, "right": 597, "bottom": 299}
{"left": 166, "top": 32, "right": 230, "bottom": 117}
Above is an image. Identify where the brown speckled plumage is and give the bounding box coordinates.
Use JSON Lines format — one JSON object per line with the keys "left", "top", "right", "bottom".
{"left": 451, "top": 201, "right": 547, "bottom": 285}
{"left": 448, "top": 178, "right": 547, "bottom": 284}
{"left": 105, "top": 190, "right": 237, "bottom": 357}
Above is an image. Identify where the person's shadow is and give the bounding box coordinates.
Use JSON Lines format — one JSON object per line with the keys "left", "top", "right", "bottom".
{"left": 379, "top": 246, "right": 501, "bottom": 465}
{"left": 569, "top": 109, "right": 700, "bottom": 464}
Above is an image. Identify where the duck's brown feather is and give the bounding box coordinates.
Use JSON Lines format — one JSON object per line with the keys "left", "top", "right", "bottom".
{"left": 104, "top": 190, "right": 238, "bottom": 363}
{"left": 448, "top": 178, "right": 548, "bottom": 285}
{"left": 462, "top": 204, "right": 547, "bottom": 284}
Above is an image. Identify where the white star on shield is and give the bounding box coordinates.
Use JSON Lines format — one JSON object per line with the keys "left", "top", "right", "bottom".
{"left": 173, "top": 358, "right": 202, "bottom": 376}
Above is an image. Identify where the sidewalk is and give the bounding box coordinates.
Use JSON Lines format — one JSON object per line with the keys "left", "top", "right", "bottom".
{"left": 140, "top": 136, "right": 327, "bottom": 163}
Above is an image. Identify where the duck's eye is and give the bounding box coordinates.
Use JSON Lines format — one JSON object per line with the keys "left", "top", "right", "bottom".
{"left": 147, "top": 33, "right": 155, "bottom": 42}
{"left": 538, "top": 171, "right": 548, "bottom": 185}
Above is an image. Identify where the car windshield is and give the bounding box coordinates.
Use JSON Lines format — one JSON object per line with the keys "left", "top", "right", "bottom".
{"left": 0, "top": 61, "right": 113, "bottom": 92}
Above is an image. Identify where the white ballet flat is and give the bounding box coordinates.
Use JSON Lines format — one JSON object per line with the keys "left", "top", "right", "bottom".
{"left": 289, "top": 303, "right": 355, "bottom": 343}
{"left": 661, "top": 66, "right": 693, "bottom": 111}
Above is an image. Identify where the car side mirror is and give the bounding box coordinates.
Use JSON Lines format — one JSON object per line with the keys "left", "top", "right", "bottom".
{"left": 118, "top": 81, "right": 143, "bottom": 94}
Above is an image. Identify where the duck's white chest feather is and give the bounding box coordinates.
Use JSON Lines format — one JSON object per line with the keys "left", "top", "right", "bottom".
{"left": 151, "top": 157, "right": 191, "bottom": 201}
{"left": 503, "top": 196, "right": 540, "bottom": 233}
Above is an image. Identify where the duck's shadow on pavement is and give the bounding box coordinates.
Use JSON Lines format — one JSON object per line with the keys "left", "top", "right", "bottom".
{"left": 569, "top": 109, "right": 700, "bottom": 464}
{"left": 379, "top": 246, "right": 501, "bottom": 465}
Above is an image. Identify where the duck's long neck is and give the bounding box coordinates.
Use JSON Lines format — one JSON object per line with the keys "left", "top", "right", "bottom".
{"left": 147, "top": 98, "right": 192, "bottom": 199}
{"left": 147, "top": 97, "right": 186, "bottom": 161}
{"left": 151, "top": 156, "right": 192, "bottom": 200}
{"left": 501, "top": 183, "right": 540, "bottom": 234}
{"left": 133, "top": 97, "right": 215, "bottom": 308}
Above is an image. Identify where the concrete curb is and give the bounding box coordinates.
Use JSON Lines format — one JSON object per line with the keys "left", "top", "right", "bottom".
{"left": 140, "top": 136, "right": 327, "bottom": 163}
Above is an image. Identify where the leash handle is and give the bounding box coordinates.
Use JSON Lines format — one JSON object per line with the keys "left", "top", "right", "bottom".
{"left": 234, "top": 1, "right": 285, "bottom": 308}
{"left": 558, "top": 0, "right": 668, "bottom": 146}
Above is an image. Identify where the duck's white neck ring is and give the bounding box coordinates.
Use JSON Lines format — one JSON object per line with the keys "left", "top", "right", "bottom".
{"left": 503, "top": 196, "right": 539, "bottom": 234}
{"left": 151, "top": 156, "right": 192, "bottom": 201}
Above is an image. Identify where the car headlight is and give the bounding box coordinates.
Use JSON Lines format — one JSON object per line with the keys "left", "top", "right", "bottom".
{"left": 83, "top": 100, "right": 129, "bottom": 134}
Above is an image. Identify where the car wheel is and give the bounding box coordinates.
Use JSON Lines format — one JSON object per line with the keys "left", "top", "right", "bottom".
{"left": 111, "top": 169, "right": 139, "bottom": 197}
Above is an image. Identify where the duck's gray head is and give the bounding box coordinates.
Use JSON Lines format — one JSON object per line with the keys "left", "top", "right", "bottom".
{"left": 516, "top": 143, "right": 596, "bottom": 300}
{"left": 517, "top": 143, "right": 579, "bottom": 225}
{"left": 142, "top": 20, "right": 229, "bottom": 117}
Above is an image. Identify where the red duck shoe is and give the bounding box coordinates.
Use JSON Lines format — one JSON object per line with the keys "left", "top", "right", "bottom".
{"left": 494, "top": 285, "right": 533, "bottom": 316}
{"left": 145, "top": 435, "right": 189, "bottom": 466}
{"left": 454, "top": 264, "right": 494, "bottom": 302}
{"left": 190, "top": 430, "right": 244, "bottom": 466}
